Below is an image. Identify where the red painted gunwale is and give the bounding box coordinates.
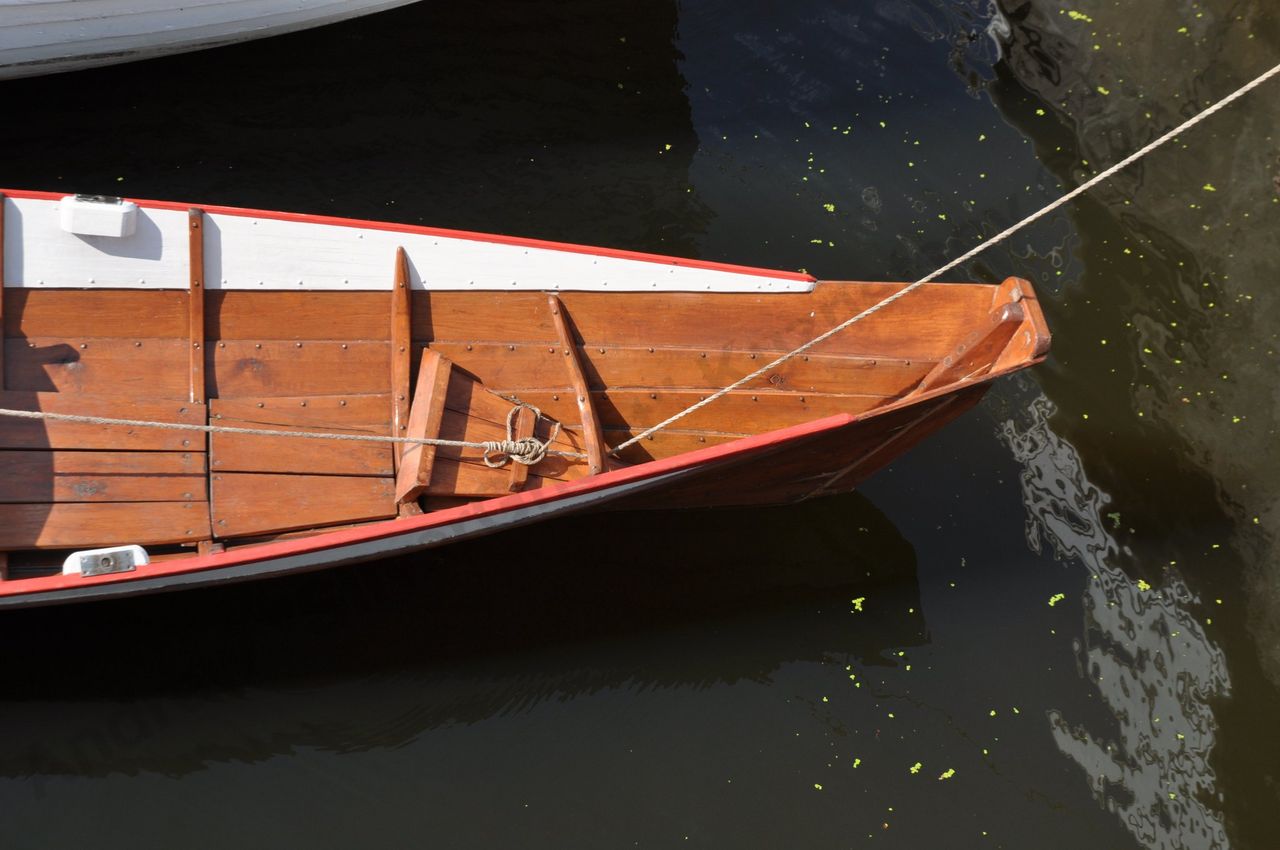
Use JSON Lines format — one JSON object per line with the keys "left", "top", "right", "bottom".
{"left": 0, "top": 188, "right": 816, "bottom": 285}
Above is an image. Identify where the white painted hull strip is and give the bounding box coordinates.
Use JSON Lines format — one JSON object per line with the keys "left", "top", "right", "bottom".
{"left": 2, "top": 195, "right": 815, "bottom": 293}
{"left": 0, "top": 0, "right": 420, "bottom": 80}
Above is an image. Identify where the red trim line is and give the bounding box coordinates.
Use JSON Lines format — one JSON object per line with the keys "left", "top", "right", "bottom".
{"left": 0, "top": 414, "right": 854, "bottom": 600}
{"left": 0, "top": 188, "right": 816, "bottom": 285}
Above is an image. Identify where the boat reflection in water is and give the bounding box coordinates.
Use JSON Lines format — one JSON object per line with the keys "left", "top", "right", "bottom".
{"left": 1003, "top": 396, "right": 1230, "bottom": 850}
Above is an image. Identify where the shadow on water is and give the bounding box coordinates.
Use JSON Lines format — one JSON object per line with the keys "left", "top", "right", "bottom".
{"left": 0, "top": 492, "right": 922, "bottom": 778}
{"left": 0, "top": 1, "right": 711, "bottom": 256}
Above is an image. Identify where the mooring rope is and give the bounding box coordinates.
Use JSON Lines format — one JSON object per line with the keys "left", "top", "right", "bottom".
{"left": 2, "top": 62, "right": 1275, "bottom": 466}
{"left": 607, "top": 59, "right": 1280, "bottom": 455}
{"left": 0, "top": 406, "right": 585, "bottom": 462}
{"left": 481, "top": 403, "right": 563, "bottom": 467}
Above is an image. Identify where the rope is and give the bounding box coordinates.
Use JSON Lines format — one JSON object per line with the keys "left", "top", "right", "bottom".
{"left": 608, "top": 60, "right": 1280, "bottom": 455}
{"left": 2, "top": 63, "right": 1274, "bottom": 467}
{"left": 0, "top": 406, "right": 585, "bottom": 462}
{"left": 481, "top": 403, "right": 562, "bottom": 467}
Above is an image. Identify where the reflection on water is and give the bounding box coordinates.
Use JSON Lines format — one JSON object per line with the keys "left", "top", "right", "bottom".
{"left": 1004, "top": 397, "right": 1230, "bottom": 850}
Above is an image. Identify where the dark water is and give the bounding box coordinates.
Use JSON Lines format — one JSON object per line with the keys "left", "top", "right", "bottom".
{"left": 2, "top": 1, "right": 1278, "bottom": 847}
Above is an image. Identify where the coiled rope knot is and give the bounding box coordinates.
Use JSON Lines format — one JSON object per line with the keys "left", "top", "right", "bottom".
{"left": 482, "top": 403, "right": 561, "bottom": 468}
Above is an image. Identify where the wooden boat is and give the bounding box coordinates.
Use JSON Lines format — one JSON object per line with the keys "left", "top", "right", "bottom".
{"left": 0, "top": 189, "right": 1049, "bottom": 608}
{"left": 0, "top": 0, "right": 420, "bottom": 81}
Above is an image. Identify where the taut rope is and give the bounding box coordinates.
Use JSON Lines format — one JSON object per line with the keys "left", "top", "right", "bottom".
{"left": 0, "top": 406, "right": 584, "bottom": 463}
{"left": 2, "top": 62, "right": 1275, "bottom": 464}
{"left": 607, "top": 60, "right": 1280, "bottom": 454}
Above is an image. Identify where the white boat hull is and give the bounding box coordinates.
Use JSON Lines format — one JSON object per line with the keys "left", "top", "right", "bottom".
{"left": 0, "top": 0, "right": 421, "bottom": 80}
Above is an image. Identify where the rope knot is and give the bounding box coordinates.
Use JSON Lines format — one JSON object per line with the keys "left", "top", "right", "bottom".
{"left": 482, "top": 403, "right": 561, "bottom": 468}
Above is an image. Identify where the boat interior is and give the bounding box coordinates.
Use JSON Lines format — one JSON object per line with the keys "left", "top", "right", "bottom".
{"left": 0, "top": 197, "right": 1049, "bottom": 581}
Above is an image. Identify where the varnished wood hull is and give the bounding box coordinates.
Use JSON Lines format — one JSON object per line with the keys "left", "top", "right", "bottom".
{"left": 0, "top": 189, "right": 1050, "bottom": 608}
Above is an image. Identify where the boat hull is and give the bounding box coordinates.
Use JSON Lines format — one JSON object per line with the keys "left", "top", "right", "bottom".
{"left": 0, "top": 0, "right": 421, "bottom": 81}
{"left": 0, "top": 188, "right": 1049, "bottom": 608}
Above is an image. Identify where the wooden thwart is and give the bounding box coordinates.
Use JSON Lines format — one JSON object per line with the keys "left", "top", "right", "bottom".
{"left": 395, "top": 349, "right": 452, "bottom": 504}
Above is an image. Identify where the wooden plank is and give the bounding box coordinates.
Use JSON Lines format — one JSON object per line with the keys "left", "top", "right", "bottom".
{"left": 207, "top": 340, "right": 389, "bottom": 398}
{"left": 207, "top": 291, "right": 387, "bottom": 341}
{"left": 0, "top": 392, "right": 206, "bottom": 450}
{"left": 425, "top": 341, "right": 928, "bottom": 397}
{"left": 188, "top": 208, "right": 207, "bottom": 405}
{"left": 508, "top": 388, "right": 892, "bottom": 436}
{"left": 990, "top": 277, "right": 1052, "bottom": 373}
{"left": 395, "top": 349, "right": 451, "bottom": 504}
{"left": 5, "top": 337, "right": 189, "bottom": 398}
{"left": 506, "top": 404, "right": 537, "bottom": 492}
{"left": 211, "top": 472, "right": 396, "bottom": 538}
{"left": 391, "top": 247, "right": 412, "bottom": 472}
{"left": 547, "top": 294, "right": 606, "bottom": 474}
{"left": 0, "top": 502, "right": 210, "bottom": 549}
{"left": 3, "top": 289, "right": 189, "bottom": 339}
{"left": 0, "top": 450, "right": 206, "bottom": 503}
{"left": 210, "top": 394, "right": 393, "bottom": 476}
{"left": 416, "top": 282, "right": 993, "bottom": 360}
{"left": 911, "top": 302, "right": 1024, "bottom": 396}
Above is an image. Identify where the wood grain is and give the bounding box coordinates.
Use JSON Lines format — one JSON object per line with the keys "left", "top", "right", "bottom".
{"left": 547, "top": 294, "right": 605, "bottom": 474}
{"left": 390, "top": 247, "right": 412, "bottom": 470}
{"left": 210, "top": 393, "right": 392, "bottom": 476}
{"left": 395, "top": 349, "right": 451, "bottom": 504}
{"left": 0, "top": 501, "right": 210, "bottom": 549}
{"left": 0, "top": 450, "right": 206, "bottom": 503}
{"left": 6, "top": 337, "right": 189, "bottom": 398}
{"left": 207, "top": 291, "right": 386, "bottom": 341}
{"left": 416, "top": 282, "right": 992, "bottom": 360}
{"left": 0, "top": 392, "right": 206, "bottom": 450}
{"left": 188, "top": 208, "right": 207, "bottom": 405}
{"left": 426, "top": 341, "right": 928, "bottom": 396}
{"left": 207, "top": 340, "right": 389, "bottom": 398}
{"left": 211, "top": 472, "right": 395, "bottom": 538}
{"left": 3, "top": 289, "right": 189, "bottom": 339}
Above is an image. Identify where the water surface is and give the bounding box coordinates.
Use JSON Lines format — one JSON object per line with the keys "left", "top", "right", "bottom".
{"left": 1, "top": 1, "right": 1277, "bottom": 847}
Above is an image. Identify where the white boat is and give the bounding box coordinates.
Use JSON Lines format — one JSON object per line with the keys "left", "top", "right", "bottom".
{"left": 0, "top": 0, "right": 421, "bottom": 80}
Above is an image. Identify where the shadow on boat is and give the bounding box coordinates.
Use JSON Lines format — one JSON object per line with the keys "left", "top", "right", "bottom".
{"left": 0, "top": 491, "right": 924, "bottom": 779}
